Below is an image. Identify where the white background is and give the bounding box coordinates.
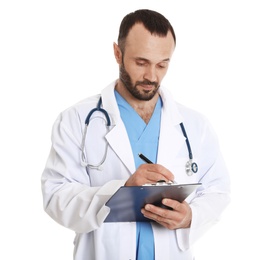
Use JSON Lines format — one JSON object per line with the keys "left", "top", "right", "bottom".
{"left": 1, "top": 0, "right": 277, "bottom": 259}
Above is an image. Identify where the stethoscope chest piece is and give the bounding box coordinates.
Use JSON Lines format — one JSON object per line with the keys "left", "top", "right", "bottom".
{"left": 179, "top": 122, "right": 198, "bottom": 176}
{"left": 185, "top": 159, "right": 198, "bottom": 176}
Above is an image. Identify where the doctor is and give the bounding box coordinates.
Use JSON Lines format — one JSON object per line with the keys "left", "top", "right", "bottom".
{"left": 41, "top": 9, "right": 230, "bottom": 260}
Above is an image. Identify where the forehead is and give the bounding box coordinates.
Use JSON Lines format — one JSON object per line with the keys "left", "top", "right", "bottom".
{"left": 124, "top": 23, "right": 175, "bottom": 62}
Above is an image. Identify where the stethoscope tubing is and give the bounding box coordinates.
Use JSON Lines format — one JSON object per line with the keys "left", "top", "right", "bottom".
{"left": 85, "top": 97, "right": 111, "bottom": 126}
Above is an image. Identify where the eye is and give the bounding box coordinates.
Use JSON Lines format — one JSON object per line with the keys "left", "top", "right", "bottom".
{"left": 157, "top": 63, "right": 168, "bottom": 69}
{"left": 136, "top": 61, "right": 146, "bottom": 67}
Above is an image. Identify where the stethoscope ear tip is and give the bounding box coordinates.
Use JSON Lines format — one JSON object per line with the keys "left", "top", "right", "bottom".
{"left": 81, "top": 160, "right": 88, "bottom": 167}
{"left": 97, "top": 165, "right": 103, "bottom": 171}
{"left": 81, "top": 159, "right": 103, "bottom": 171}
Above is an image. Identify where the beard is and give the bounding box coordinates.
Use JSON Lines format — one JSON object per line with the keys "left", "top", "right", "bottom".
{"left": 119, "top": 64, "right": 159, "bottom": 101}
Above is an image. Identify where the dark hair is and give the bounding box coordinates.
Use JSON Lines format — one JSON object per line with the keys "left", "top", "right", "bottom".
{"left": 117, "top": 9, "right": 176, "bottom": 51}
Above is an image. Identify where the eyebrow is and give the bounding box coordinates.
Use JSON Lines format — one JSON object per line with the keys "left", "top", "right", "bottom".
{"left": 135, "top": 57, "right": 171, "bottom": 63}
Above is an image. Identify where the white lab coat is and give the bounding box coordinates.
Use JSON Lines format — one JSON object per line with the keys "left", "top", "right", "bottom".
{"left": 41, "top": 81, "right": 230, "bottom": 260}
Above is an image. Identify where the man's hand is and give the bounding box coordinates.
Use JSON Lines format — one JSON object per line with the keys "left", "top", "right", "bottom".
{"left": 141, "top": 199, "right": 192, "bottom": 229}
{"left": 125, "top": 164, "right": 175, "bottom": 186}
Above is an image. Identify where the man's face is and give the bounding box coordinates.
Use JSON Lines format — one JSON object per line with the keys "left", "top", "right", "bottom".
{"left": 119, "top": 63, "right": 159, "bottom": 101}
{"left": 116, "top": 23, "right": 175, "bottom": 101}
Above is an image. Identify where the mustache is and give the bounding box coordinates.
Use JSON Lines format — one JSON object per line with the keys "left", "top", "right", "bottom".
{"left": 136, "top": 80, "right": 158, "bottom": 87}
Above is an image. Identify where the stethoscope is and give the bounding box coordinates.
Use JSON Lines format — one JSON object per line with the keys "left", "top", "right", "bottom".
{"left": 81, "top": 97, "right": 198, "bottom": 176}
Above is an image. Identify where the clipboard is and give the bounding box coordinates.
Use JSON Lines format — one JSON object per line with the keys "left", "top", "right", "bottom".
{"left": 104, "top": 183, "right": 201, "bottom": 222}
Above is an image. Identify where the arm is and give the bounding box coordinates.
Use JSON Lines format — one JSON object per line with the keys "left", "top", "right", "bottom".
{"left": 140, "top": 151, "right": 230, "bottom": 250}
{"left": 142, "top": 115, "right": 231, "bottom": 249}
{"left": 41, "top": 109, "right": 125, "bottom": 233}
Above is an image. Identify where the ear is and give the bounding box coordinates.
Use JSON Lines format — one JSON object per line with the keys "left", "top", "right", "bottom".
{"left": 113, "top": 42, "right": 122, "bottom": 64}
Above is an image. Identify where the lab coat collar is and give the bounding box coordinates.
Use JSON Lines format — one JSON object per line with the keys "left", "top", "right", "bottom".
{"left": 100, "top": 80, "right": 121, "bottom": 125}
{"left": 101, "top": 81, "right": 135, "bottom": 174}
{"left": 157, "top": 87, "right": 186, "bottom": 167}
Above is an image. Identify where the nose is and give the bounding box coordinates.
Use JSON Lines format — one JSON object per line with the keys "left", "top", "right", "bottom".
{"left": 143, "top": 65, "right": 157, "bottom": 82}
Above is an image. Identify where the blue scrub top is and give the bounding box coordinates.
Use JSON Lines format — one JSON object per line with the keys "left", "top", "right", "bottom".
{"left": 115, "top": 90, "right": 162, "bottom": 260}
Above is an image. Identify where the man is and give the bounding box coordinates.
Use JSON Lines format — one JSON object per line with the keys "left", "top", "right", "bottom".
{"left": 41, "top": 9, "right": 230, "bottom": 260}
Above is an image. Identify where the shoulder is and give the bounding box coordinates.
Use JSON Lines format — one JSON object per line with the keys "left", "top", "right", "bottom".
{"left": 160, "top": 86, "right": 209, "bottom": 126}
{"left": 160, "top": 86, "right": 217, "bottom": 139}
{"left": 56, "top": 81, "right": 117, "bottom": 122}
{"left": 176, "top": 102, "right": 208, "bottom": 126}
{"left": 56, "top": 95, "right": 100, "bottom": 125}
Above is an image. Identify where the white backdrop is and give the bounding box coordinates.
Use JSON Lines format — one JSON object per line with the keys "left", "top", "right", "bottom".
{"left": 1, "top": 1, "right": 277, "bottom": 259}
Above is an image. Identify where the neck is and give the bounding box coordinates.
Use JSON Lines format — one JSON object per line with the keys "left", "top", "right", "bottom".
{"left": 115, "top": 81, "right": 159, "bottom": 124}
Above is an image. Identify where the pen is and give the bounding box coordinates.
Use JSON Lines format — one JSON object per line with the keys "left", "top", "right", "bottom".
{"left": 138, "top": 153, "right": 153, "bottom": 164}
{"left": 138, "top": 153, "right": 177, "bottom": 184}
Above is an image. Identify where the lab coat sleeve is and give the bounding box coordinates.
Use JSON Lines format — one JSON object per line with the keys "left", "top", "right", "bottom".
{"left": 41, "top": 108, "right": 126, "bottom": 233}
{"left": 176, "top": 118, "right": 231, "bottom": 251}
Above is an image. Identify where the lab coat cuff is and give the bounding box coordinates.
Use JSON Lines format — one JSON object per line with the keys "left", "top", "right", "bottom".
{"left": 185, "top": 201, "right": 220, "bottom": 247}
{"left": 176, "top": 228, "right": 190, "bottom": 251}
{"left": 175, "top": 204, "right": 204, "bottom": 251}
{"left": 96, "top": 180, "right": 126, "bottom": 225}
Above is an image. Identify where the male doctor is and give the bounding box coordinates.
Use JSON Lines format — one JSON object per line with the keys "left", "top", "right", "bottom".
{"left": 42, "top": 9, "right": 230, "bottom": 260}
